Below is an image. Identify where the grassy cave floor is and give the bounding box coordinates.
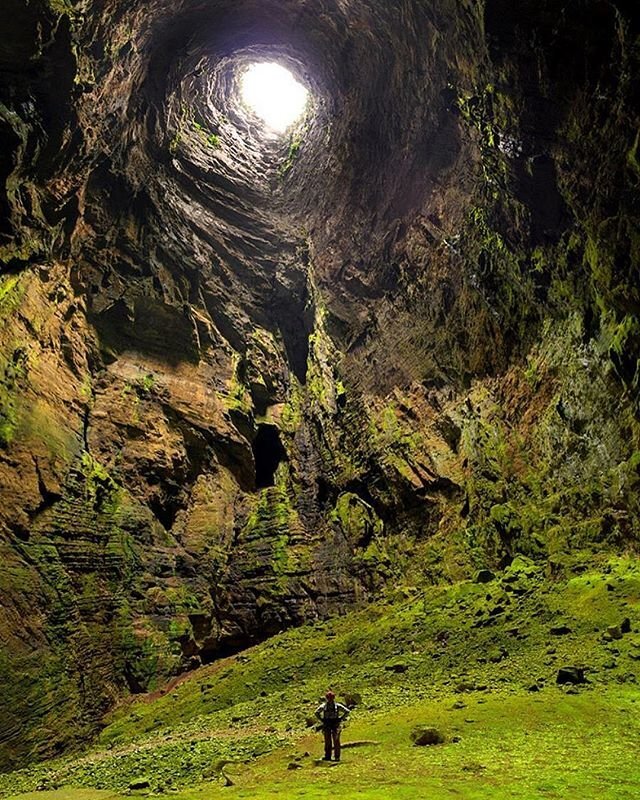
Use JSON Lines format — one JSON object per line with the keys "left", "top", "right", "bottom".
{"left": 3, "top": 554, "right": 640, "bottom": 800}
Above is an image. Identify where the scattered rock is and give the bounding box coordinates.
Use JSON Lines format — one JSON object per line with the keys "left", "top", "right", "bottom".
{"left": 129, "top": 779, "right": 151, "bottom": 790}
{"left": 288, "top": 762, "right": 303, "bottom": 770}
{"left": 385, "top": 661, "right": 409, "bottom": 673}
{"left": 411, "top": 726, "right": 446, "bottom": 746}
{"left": 455, "top": 681, "right": 476, "bottom": 693}
{"left": 556, "top": 666, "right": 587, "bottom": 685}
{"left": 607, "top": 625, "right": 623, "bottom": 640}
{"left": 488, "top": 646, "right": 507, "bottom": 663}
{"left": 221, "top": 769, "right": 234, "bottom": 787}
{"left": 451, "top": 700, "right": 466, "bottom": 709}
{"left": 550, "top": 624, "right": 572, "bottom": 636}
{"left": 343, "top": 691, "right": 363, "bottom": 708}
{"left": 461, "top": 762, "right": 486, "bottom": 772}
{"left": 500, "top": 557, "right": 542, "bottom": 594}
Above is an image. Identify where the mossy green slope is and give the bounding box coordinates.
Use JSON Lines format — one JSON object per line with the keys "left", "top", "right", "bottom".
{"left": 2, "top": 555, "right": 639, "bottom": 799}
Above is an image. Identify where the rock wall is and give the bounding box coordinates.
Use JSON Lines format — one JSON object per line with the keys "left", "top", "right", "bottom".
{"left": 0, "top": 0, "right": 638, "bottom": 769}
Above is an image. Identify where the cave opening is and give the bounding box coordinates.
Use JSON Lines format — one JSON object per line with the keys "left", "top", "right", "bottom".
{"left": 240, "top": 62, "right": 309, "bottom": 133}
{"left": 253, "top": 423, "right": 287, "bottom": 489}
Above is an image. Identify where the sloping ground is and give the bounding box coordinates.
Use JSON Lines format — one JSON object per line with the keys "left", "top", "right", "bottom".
{"left": 2, "top": 554, "right": 639, "bottom": 799}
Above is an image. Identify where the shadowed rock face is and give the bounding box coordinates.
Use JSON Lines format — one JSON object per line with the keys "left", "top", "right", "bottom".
{"left": 0, "top": 0, "right": 638, "bottom": 768}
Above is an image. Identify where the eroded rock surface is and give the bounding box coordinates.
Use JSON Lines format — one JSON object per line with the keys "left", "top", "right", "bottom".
{"left": 0, "top": 0, "right": 638, "bottom": 768}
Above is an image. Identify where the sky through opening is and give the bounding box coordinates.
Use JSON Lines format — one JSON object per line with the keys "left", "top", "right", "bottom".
{"left": 241, "top": 63, "right": 308, "bottom": 133}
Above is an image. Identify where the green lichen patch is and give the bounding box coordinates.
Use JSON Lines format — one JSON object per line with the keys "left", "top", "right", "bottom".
{"left": 192, "top": 119, "right": 220, "bottom": 148}
{"left": 219, "top": 354, "right": 252, "bottom": 414}
{"left": 17, "top": 400, "right": 78, "bottom": 462}
{"left": 0, "top": 347, "right": 27, "bottom": 447}
{"left": 0, "top": 274, "right": 25, "bottom": 313}
{"left": 81, "top": 452, "right": 119, "bottom": 507}
{"left": 47, "top": 0, "right": 77, "bottom": 17}
{"left": 279, "top": 136, "right": 302, "bottom": 178}
{"left": 331, "top": 492, "right": 383, "bottom": 547}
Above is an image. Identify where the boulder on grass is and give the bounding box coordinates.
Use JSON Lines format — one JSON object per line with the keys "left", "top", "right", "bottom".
{"left": 411, "top": 726, "right": 446, "bottom": 746}
{"left": 343, "top": 691, "right": 363, "bottom": 708}
{"left": 385, "top": 661, "right": 409, "bottom": 673}
{"left": 607, "top": 624, "right": 623, "bottom": 640}
{"left": 556, "top": 666, "right": 587, "bottom": 685}
{"left": 475, "top": 569, "right": 495, "bottom": 584}
{"left": 129, "top": 779, "right": 151, "bottom": 790}
{"left": 550, "top": 624, "right": 572, "bottom": 636}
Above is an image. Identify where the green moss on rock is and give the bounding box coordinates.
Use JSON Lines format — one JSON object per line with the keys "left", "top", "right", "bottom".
{"left": 0, "top": 347, "right": 27, "bottom": 447}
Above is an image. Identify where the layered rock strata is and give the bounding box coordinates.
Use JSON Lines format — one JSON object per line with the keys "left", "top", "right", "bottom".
{"left": 0, "top": 0, "right": 638, "bottom": 768}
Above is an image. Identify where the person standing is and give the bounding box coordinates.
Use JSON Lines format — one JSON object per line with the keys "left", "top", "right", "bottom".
{"left": 315, "top": 690, "right": 350, "bottom": 761}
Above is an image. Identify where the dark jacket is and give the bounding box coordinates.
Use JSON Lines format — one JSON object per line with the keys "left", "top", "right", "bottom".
{"left": 315, "top": 700, "right": 350, "bottom": 725}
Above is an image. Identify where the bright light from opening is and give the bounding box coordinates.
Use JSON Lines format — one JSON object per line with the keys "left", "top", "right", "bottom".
{"left": 241, "top": 63, "right": 308, "bottom": 133}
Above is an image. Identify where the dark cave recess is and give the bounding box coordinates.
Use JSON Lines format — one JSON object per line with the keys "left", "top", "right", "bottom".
{"left": 252, "top": 423, "right": 288, "bottom": 489}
